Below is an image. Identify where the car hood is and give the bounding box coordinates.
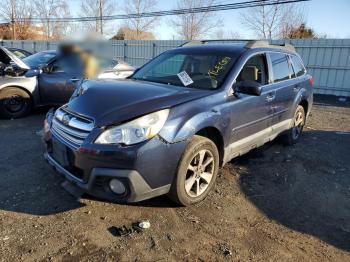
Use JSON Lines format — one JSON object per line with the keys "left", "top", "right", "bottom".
{"left": 66, "top": 79, "right": 211, "bottom": 127}
{"left": 0, "top": 46, "right": 30, "bottom": 69}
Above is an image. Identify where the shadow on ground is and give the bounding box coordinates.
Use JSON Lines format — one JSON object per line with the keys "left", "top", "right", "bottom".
{"left": 0, "top": 111, "right": 85, "bottom": 216}
{"left": 313, "top": 94, "right": 350, "bottom": 108}
{"left": 236, "top": 130, "right": 350, "bottom": 252}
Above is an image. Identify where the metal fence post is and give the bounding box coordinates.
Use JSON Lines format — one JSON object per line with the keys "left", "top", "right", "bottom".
{"left": 33, "top": 41, "right": 36, "bottom": 53}
{"left": 123, "top": 42, "right": 127, "bottom": 61}
{"left": 47, "top": 41, "right": 50, "bottom": 50}
{"left": 152, "top": 42, "right": 156, "bottom": 58}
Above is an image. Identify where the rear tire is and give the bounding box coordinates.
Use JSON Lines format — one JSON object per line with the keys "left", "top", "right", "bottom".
{"left": 0, "top": 87, "right": 32, "bottom": 118}
{"left": 282, "top": 105, "right": 305, "bottom": 145}
{"left": 168, "top": 135, "right": 219, "bottom": 206}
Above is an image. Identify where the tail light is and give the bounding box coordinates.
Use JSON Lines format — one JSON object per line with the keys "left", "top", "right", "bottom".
{"left": 309, "top": 76, "right": 314, "bottom": 87}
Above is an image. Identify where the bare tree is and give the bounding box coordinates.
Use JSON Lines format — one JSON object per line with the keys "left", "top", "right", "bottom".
{"left": 278, "top": 3, "right": 306, "bottom": 38}
{"left": 0, "top": 0, "right": 34, "bottom": 39}
{"left": 79, "top": 0, "right": 116, "bottom": 35}
{"left": 33, "top": 0, "right": 70, "bottom": 39}
{"left": 241, "top": 0, "right": 305, "bottom": 39}
{"left": 212, "top": 29, "right": 241, "bottom": 40}
{"left": 171, "top": 0, "right": 222, "bottom": 40}
{"left": 123, "top": 0, "right": 159, "bottom": 40}
{"left": 51, "top": 3, "right": 73, "bottom": 39}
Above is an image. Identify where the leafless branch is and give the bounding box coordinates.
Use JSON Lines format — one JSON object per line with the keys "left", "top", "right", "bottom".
{"left": 122, "top": 0, "right": 159, "bottom": 40}
{"left": 170, "top": 0, "right": 223, "bottom": 40}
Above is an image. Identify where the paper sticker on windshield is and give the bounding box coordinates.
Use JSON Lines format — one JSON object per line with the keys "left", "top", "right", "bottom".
{"left": 177, "top": 71, "right": 194, "bottom": 86}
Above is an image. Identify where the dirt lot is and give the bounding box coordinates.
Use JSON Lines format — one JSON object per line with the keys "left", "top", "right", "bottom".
{"left": 0, "top": 95, "right": 349, "bottom": 261}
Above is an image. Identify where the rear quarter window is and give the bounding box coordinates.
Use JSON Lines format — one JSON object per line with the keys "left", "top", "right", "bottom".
{"left": 290, "top": 55, "right": 306, "bottom": 77}
{"left": 269, "top": 52, "right": 291, "bottom": 83}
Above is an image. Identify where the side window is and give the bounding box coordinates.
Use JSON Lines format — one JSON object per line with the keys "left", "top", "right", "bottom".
{"left": 269, "top": 52, "right": 291, "bottom": 83}
{"left": 50, "top": 59, "right": 65, "bottom": 73}
{"left": 50, "top": 56, "right": 82, "bottom": 73}
{"left": 236, "top": 54, "right": 268, "bottom": 86}
{"left": 290, "top": 55, "right": 306, "bottom": 77}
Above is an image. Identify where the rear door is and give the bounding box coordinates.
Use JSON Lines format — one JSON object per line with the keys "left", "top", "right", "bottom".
{"left": 266, "top": 52, "right": 296, "bottom": 131}
{"left": 38, "top": 55, "right": 83, "bottom": 104}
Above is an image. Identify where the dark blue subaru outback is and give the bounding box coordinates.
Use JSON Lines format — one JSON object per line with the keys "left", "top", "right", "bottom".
{"left": 43, "top": 41, "right": 313, "bottom": 206}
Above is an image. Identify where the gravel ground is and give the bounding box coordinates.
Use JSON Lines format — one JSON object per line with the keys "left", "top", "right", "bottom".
{"left": 0, "top": 95, "right": 349, "bottom": 261}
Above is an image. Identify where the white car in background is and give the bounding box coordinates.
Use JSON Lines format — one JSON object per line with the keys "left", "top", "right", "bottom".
{"left": 98, "top": 59, "right": 135, "bottom": 79}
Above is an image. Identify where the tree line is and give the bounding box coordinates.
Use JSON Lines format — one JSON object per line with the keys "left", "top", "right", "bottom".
{"left": 0, "top": 0, "right": 318, "bottom": 41}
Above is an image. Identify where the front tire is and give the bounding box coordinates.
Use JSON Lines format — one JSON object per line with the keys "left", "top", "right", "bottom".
{"left": 169, "top": 135, "right": 219, "bottom": 206}
{"left": 0, "top": 87, "right": 32, "bottom": 118}
{"left": 282, "top": 105, "right": 306, "bottom": 145}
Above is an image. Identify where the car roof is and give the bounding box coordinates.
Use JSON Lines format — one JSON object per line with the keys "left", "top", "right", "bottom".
{"left": 170, "top": 44, "right": 248, "bottom": 58}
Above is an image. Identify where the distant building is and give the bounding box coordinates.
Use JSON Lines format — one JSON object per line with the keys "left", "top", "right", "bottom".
{"left": 0, "top": 22, "right": 45, "bottom": 40}
{"left": 111, "top": 27, "right": 155, "bottom": 40}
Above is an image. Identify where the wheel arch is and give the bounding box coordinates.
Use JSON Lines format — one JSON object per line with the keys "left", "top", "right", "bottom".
{"left": 299, "top": 99, "right": 308, "bottom": 114}
{"left": 195, "top": 126, "right": 225, "bottom": 167}
{"left": 0, "top": 85, "right": 34, "bottom": 104}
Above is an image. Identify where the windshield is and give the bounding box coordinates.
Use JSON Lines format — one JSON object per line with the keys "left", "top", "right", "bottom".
{"left": 23, "top": 52, "right": 56, "bottom": 68}
{"left": 132, "top": 50, "right": 238, "bottom": 89}
{"left": 10, "top": 49, "right": 31, "bottom": 59}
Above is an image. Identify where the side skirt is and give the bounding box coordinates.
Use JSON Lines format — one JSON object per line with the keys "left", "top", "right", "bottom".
{"left": 223, "top": 119, "right": 293, "bottom": 164}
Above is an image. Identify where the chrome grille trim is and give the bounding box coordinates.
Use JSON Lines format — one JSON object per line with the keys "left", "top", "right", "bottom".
{"left": 52, "top": 119, "right": 87, "bottom": 139}
{"left": 69, "top": 117, "right": 94, "bottom": 132}
{"left": 51, "top": 109, "right": 94, "bottom": 149}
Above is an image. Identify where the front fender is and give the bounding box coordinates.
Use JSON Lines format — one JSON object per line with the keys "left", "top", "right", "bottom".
{"left": 0, "top": 76, "right": 39, "bottom": 105}
{"left": 159, "top": 109, "right": 223, "bottom": 143}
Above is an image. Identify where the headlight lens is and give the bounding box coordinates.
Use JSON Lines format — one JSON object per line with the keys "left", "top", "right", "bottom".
{"left": 95, "top": 109, "right": 169, "bottom": 145}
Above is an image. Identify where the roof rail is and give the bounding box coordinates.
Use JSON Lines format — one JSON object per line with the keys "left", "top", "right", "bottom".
{"left": 179, "top": 39, "right": 254, "bottom": 47}
{"left": 245, "top": 40, "right": 296, "bottom": 52}
{"left": 179, "top": 39, "right": 296, "bottom": 52}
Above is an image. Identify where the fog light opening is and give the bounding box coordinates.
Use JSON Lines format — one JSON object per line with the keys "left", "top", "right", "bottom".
{"left": 109, "top": 179, "right": 126, "bottom": 195}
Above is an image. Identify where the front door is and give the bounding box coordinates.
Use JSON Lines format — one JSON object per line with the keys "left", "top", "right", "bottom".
{"left": 226, "top": 53, "right": 275, "bottom": 157}
{"left": 39, "top": 55, "right": 83, "bottom": 105}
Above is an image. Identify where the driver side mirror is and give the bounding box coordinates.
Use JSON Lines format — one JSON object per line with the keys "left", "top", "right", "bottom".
{"left": 233, "top": 80, "right": 262, "bottom": 96}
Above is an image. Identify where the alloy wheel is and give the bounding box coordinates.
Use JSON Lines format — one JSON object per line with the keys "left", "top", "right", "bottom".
{"left": 185, "top": 149, "right": 215, "bottom": 198}
{"left": 292, "top": 109, "right": 305, "bottom": 140}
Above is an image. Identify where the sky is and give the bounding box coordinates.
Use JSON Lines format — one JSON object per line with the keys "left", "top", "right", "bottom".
{"left": 69, "top": 0, "right": 350, "bottom": 39}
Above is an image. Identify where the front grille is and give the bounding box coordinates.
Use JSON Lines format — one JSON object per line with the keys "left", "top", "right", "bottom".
{"left": 51, "top": 108, "right": 94, "bottom": 149}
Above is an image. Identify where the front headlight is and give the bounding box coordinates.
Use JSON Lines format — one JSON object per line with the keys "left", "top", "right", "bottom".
{"left": 95, "top": 109, "right": 169, "bottom": 145}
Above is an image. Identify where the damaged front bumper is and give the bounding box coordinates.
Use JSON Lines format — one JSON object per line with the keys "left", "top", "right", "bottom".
{"left": 43, "top": 116, "right": 189, "bottom": 202}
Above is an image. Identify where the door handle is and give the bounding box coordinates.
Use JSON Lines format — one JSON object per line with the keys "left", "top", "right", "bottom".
{"left": 293, "top": 85, "right": 301, "bottom": 92}
{"left": 266, "top": 92, "right": 276, "bottom": 102}
{"left": 70, "top": 78, "right": 80, "bottom": 82}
